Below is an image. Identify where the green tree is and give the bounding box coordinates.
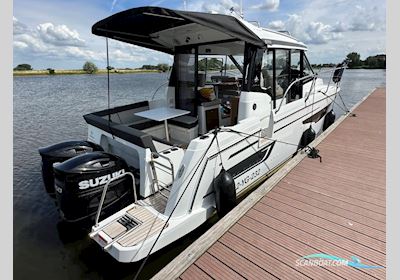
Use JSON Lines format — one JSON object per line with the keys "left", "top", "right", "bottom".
{"left": 83, "top": 61, "right": 98, "bottom": 74}
{"left": 346, "top": 52, "right": 361, "bottom": 68}
{"left": 141, "top": 64, "right": 157, "bottom": 70}
{"left": 14, "top": 64, "right": 33, "bottom": 71}
{"left": 157, "top": 63, "right": 169, "bottom": 72}
{"left": 198, "top": 58, "right": 223, "bottom": 71}
{"left": 365, "top": 54, "right": 386, "bottom": 69}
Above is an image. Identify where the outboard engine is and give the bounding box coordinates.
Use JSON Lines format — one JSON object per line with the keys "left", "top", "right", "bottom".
{"left": 53, "top": 151, "right": 135, "bottom": 224}
{"left": 38, "top": 141, "right": 103, "bottom": 196}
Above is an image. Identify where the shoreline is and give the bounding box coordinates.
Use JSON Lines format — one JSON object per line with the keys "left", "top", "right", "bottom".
{"left": 13, "top": 69, "right": 163, "bottom": 76}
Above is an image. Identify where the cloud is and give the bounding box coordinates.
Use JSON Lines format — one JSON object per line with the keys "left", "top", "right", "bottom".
{"left": 331, "top": 21, "right": 348, "bottom": 32}
{"left": 13, "top": 18, "right": 101, "bottom": 62}
{"left": 267, "top": 14, "right": 342, "bottom": 45}
{"left": 110, "top": 0, "right": 118, "bottom": 12}
{"left": 348, "top": 6, "right": 383, "bottom": 32}
{"left": 305, "top": 21, "right": 342, "bottom": 44}
{"left": 329, "top": 6, "right": 383, "bottom": 33}
{"left": 13, "top": 17, "right": 28, "bottom": 35}
{"left": 205, "top": 0, "right": 239, "bottom": 14}
{"left": 109, "top": 41, "right": 172, "bottom": 64}
{"left": 63, "top": 47, "right": 104, "bottom": 61}
{"left": 13, "top": 17, "right": 173, "bottom": 69}
{"left": 36, "top": 23, "right": 86, "bottom": 47}
{"left": 187, "top": 0, "right": 239, "bottom": 14}
{"left": 250, "top": 0, "right": 280, "bottom": 11}
{"left": 267, "top": 20, "right": 285, "bottom": 30}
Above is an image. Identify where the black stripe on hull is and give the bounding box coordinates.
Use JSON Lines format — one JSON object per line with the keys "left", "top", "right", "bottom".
{"left": 227, "top": 141, "right": 275, "bottom": 178}
{"left": 199, "top": 141, "right": 276, "bottom": 201}
{"left": 302, "top": 105, "right": 329, "bottom": 124}
{"left": 274, "top": 104, "right": 330, "bottom": 133}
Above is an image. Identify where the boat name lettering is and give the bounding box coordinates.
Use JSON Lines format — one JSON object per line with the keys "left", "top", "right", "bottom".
{"left": 78, "top": 169, "right": 125, "bottom": 190}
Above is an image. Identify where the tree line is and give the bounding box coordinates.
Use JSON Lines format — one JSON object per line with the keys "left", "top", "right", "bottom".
{"left": 13, "top": 61, "right": 171, "bottom": 74}
{"left": 311, "top": 53, "right": 385, "bottom": 69}
{"left": 14, "top": 52, "right": 386, "bottom": 74}
{"left": 345, "top": 52, "right": 386, "bottom": 69}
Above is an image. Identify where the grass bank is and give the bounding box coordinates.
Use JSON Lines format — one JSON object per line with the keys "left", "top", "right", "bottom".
{"left": 13, "top": 69, "right": 162, "bottom": 76}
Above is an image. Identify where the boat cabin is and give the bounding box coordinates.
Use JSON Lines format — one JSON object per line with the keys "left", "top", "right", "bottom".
{"left": 84, "top": 7, "right": 315, "bottom": 198}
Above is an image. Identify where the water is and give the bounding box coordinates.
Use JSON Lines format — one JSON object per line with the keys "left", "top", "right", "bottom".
{"left": 13, "top": 69, "right": 385, "bottom": 279}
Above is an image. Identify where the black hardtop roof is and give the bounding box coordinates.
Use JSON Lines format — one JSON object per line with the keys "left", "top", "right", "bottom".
{"left": 92, "top": 6, "right": 264, "bottom": 54}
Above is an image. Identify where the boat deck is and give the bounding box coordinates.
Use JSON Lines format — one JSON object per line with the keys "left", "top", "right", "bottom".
{"left": 101, "top": 204, "right": 165, "bottom": 247}
{"left": 152, "top": 87, "right": 386, "bottom": 280}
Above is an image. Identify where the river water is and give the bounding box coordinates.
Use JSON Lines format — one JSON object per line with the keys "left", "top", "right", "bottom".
{"left": 13, "top": 69, "right": 385, "bottom": 279}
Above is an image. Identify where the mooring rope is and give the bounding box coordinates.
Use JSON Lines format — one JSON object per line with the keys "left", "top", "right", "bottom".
{"left": 214, "top": 128, "right": 225, "bottom": 170}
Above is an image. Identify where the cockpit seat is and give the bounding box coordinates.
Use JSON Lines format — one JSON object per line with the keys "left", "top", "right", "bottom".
{"left": 169, "top": 115, "right": 198, "bottom": 129}
{"left": 168, "top": 115, "right": 199, "bottom": 144}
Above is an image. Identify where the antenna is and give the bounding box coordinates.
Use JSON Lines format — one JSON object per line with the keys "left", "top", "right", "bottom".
{"left": 106, "top": 38, "right": 111, "bottom": 119}
{"left": 105, "top": 37, "right": 115, "bottom": 139}
{"left": 230, "top": 0, "right": 244, "bottom": 19}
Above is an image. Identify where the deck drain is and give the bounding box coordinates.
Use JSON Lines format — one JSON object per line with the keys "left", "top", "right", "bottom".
{"left": 118, "top": 215, "right": 139, "bottom": 230}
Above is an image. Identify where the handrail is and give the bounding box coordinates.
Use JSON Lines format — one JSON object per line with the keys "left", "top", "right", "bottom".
{"left": 275, "top": 64, "right": 347, "bottom": 113}
{"left": 151, "top": 152, "right": 175, "bottom": 182}
{"left": 275, "top": 74, "right": 316, "bottom": 113}
{"left": 94, "top": 172, "right": 137, "bottom": 227}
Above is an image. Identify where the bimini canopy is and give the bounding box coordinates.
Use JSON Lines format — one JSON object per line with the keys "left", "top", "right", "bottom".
{"left": 92, "top": 6, "right": 265, "bottom": 54}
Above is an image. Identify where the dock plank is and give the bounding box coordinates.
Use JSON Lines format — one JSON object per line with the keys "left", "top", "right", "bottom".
{"left": 196, "top": 252, "right": 245, "bottom": 280}
{"left": 153, "top": 88, "right": 386, "bottom": 280}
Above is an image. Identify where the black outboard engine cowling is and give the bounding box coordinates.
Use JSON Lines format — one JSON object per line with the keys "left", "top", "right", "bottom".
{"left": 53, "top": 151, "right": 134, "bottom": 224}
{"left": 38, "top": 140, "right": 103, "bottom": 195}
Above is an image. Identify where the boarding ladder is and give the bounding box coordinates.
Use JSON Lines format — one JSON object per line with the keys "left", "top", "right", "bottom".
{"left": 148, "top": 151, "right": 175, "bottom": 198}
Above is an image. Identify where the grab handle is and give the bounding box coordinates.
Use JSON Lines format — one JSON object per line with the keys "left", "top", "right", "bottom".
{"left": 94, "top": 172, "right": 136, "bottom": 227}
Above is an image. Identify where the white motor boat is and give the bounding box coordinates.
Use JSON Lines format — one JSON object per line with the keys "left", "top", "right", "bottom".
{"left": 39, "top": 6, "right": 346, "bottom": 263}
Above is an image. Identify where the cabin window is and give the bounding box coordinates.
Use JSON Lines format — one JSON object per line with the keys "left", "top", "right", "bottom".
{"left": 249, "top": 48, "right": 313, "bottom": 108}
{"left": 275, "top": 49, "right": 290, "bottom": 100}
{"left": 290, "top": 50, "right": 301, "bottom": 79}
{"left": 288, "top": 49, "right": 303, "bottom": 101}
{"left": 302, "top": 52, "right": 314, "bottom": 76}
{"left": 174, "top": 48, "right": 197, "bottom": 116}
{"left": 260, "top": 50, "right": 274, "bottom": 94}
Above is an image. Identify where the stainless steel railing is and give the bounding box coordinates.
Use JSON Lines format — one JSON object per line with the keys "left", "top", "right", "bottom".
{"left": 94, "top": 172, "right": 137, "bottom": 227}
{"left": 275, "top": 64, "right": 347, "bottom": 113}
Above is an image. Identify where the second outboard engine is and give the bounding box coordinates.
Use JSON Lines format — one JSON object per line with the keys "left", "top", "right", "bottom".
{"left": 38, "top": 141, "right": 103, "bottom": 196}
{"left": 53, "top": 151, "right": 135, "bottom": 224}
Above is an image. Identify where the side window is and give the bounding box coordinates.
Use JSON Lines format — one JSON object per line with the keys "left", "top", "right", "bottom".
{"left": 290, "top": 50, "right": 301, "bottom": 80}
{"left": 289, "top": 49, "right": 302, "bottom": 100}
{"left": 302, "top": 52, "right": 314, "bottom": 77}
{"left": 275, "top": 49, "right": 290, "bottom": 99}
{"left": 261, "top": 50, "right": 273, "bottom": 95}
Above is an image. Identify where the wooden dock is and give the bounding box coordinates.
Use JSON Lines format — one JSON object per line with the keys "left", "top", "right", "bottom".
{"left": 153, "top": 88, "right": 386, "bottom": 280}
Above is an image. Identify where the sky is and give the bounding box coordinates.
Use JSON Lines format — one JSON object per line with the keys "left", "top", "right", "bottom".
{"left": 13, "top": 0, "right": 386, "bottom": 70}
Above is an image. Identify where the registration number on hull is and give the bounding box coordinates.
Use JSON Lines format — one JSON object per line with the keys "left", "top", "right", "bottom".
{"left": 235, "top": 168, "right": 261, "bottom": 190}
